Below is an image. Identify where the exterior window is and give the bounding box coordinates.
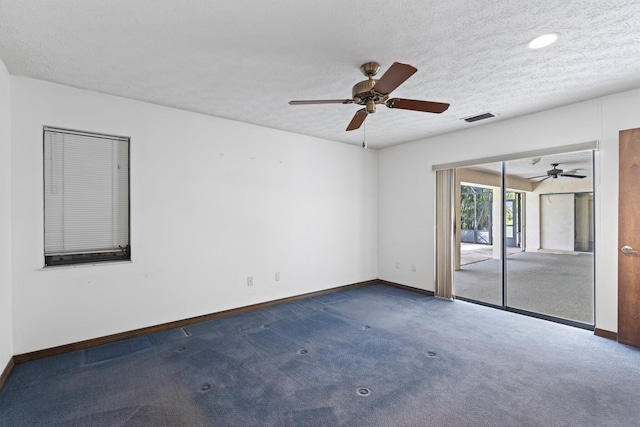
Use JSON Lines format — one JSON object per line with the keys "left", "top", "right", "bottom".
{"left": 43, "top": 127, "right": 130, "bottom": 266}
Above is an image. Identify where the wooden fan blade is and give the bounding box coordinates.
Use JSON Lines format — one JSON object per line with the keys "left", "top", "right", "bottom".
{"left": 387, "top": 98, "right": 450, "bottom": 113}
{"left": 346, "top": 109, "right": 368, "bottom": 131}
{"left": 536, "top": 176, "right": 552, "bottom": 182}
{"left": 560, "top": 173, "right": 586, "bottom": 179}
{"left": 528, "top": 174, "right": 549, "bottom": 179}
{"left": 373, "top": 62, "right": 417, "bottom": 95}
{"left": 289, "top": 99, "right": 353, "bottom": 105}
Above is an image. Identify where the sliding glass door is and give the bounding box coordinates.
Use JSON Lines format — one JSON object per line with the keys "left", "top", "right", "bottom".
{"left": 453, "top": 151, "right": 595, "bottom": 328}
{"left": 454, "top": 162, "right": 503, "bottom": 307}
{"left": 504, "top": 154, "right": 594, "bottom": 325}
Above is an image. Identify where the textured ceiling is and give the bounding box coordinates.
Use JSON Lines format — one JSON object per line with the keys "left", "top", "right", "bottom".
{"left": 1, "top": 1, "right": 640, "bottom": 149}
{"left": 467, "top": 150, "right": 594, "bottom": 182}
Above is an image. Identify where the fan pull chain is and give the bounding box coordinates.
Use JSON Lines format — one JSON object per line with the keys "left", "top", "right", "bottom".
{"left": 362, "top": 122, "right": 367, "bottom": 149}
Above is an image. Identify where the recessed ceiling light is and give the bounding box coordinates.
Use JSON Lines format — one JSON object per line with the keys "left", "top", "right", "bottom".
{"left": 528, "top": 33, "right": 559, "bottom": 49}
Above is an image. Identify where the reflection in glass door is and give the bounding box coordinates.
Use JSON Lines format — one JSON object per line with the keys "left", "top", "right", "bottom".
{"left": 454, "top": 163, "right": 503, "bottom": 307}
{"left": 505, "top": 153, "right": 594, "bottom": 325}
{"left": 574, "top": 193, "right": 594, "bottom": 252}
{"left": 505, "top": 192, "right": 522, "bottom": 249}
{"left": 453, "top": 151, "right": 595, "bottom": 329}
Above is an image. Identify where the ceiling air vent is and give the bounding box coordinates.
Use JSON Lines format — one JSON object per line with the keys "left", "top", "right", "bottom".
{"left": 462, "top": 112, "right": 496, "bottom": 123}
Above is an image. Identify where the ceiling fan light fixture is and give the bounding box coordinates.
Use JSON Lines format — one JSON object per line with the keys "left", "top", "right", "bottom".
{"left": 528, "top": 33, "right": 559, "bottom": 49}
{"left": 366, "top": 99, "right": 376, "bottom": 114}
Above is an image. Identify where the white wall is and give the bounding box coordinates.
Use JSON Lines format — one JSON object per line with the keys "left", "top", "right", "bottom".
{"left": 527, "top": 177, "right": 593, "bottom": 252}
{"left": 0, "top": 58, "right": 13, "bottom": 369}
{"left": 540, "top": 193, "right": 575, "bottom": 251}
{"left": 379, "top": 91, "right": 640, "bottom": 333}
{"left": 11, "top": 77, "right": 378, "bottom": 354}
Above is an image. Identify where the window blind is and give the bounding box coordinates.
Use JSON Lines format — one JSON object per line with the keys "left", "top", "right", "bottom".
{"left": 43, "top": 128, "right": 129, "bottom": 259}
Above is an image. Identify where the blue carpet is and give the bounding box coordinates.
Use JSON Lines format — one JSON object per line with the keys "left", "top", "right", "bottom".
{"left": 311, "top": 293, "right": 350, "bottom": 304}
{"left": 84, "top": 336, "right": 153, "bottom": 365}
{"left": 1, "top": 284, "right": 640, "bottom": 426}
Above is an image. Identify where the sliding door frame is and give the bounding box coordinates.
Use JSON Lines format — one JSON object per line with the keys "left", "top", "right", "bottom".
{"left": 435, "top": 142, "right": 598, "bottom": 330}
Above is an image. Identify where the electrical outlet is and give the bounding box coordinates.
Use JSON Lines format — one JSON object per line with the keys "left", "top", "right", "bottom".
{"left": 275, "top": 272, "right": 280, "bottom": 281}
{"left": 247, "top": 276, "right": 253, "bottom": 286}
{"left": 395, "top": 262, "right": 400, "bottom": 269}
{"left": 412, "top": 264, "right": 416, "bottom": 272}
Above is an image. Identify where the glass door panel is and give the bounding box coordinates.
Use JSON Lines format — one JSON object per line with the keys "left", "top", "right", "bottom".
{"left": 454, "top": 163, "right": 503, "bottom": 307}
{"left": 452, "top": 152, "right": 594, "bottom": 327}
{"left": 505, "top": 192, "right": 522, "bottom": 248}
{"left": 504, "top": 154, "right": 594, "bottom": 325}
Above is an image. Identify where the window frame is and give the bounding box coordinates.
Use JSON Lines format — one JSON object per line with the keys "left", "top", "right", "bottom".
{"left": 42, "top": 126, "right": 131, "bottom": 267}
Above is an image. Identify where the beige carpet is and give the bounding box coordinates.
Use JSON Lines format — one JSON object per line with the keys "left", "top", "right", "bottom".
{"left": 454, "top": 251, "right": 594, "bottom": 324}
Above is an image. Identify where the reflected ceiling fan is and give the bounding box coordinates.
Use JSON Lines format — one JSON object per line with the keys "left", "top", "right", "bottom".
{"left": 288, "top": 61, "right": 450, "bottom": 131}
{"left": 528, "top": 163, "right": 587, "bottom": 182}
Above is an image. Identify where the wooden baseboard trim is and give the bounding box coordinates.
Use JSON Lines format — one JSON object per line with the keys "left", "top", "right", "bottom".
{"left": 594, "top": 328, "right": 618, "bottom": 341}
{"left": 14, "top": 279, "right": 378, "bottom": 365}
{"left": 0, "top": 356, "right": 15, "bottom": 392}
{"left": 377, "top": 280, "right": 436, "bottom": 297}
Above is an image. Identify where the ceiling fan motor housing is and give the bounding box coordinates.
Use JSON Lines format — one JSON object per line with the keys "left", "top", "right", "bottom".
{"left": 548, "top": 164, "right": 563, "bottom": 177}
{"left": 352, "top": 79, "right": 388, "bottom": 112}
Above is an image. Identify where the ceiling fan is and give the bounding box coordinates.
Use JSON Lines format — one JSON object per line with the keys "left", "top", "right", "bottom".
{"left": 528, "top": 163, "right": 587, "bottom": 182}
{"left": 288, "top": 61, "right": 450, "bottom": 131}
